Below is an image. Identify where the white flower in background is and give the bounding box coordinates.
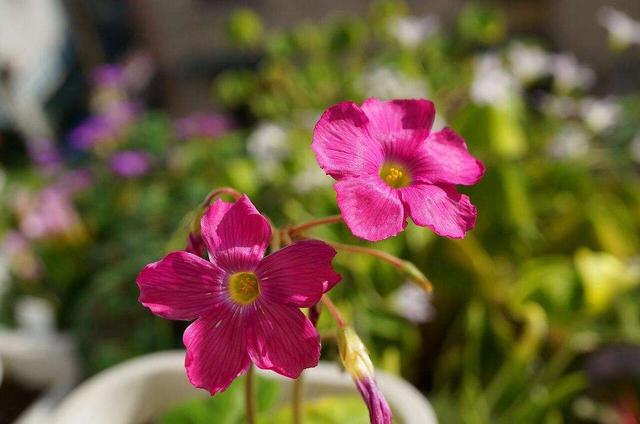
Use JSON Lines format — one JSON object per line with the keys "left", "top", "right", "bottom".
{"left": 629, "top": 134, "right": 640, "bottom": 164}
{"left": 598, "top": 6, "right": 640, "bottom": 48}
{"left": 579, "top": 97, "right": 621, "bottom": 134}
{"left": 247, "top": 122, "right": 290, "bottom": 177}
{"left": 551, "top": 54, "right": 595, "bottom": 93}
{"left": 15, "top": 296, "right": 55, "bottom": 337}
{"left": 291, "top": 166, "right": 333, "bottom": 194}
{"left": 547, "top": 124, "right": 591, "bottom": 160}
{"left": 357, "top": 67, "right": 429, "bottom": 100}
{"left": 391, "top": 282, "right": 435, "bottom": 324}
{"left": 470, "top": 53, "right": 520, "bottom": 107}
{"left": 388, "top": 15, "right": 440, "bottom": 49}
{"left": 507, "top": 42, "right": 552, "bottom": 83}
{"left": 540, "top": 94, "right": 578, "bottom": 119}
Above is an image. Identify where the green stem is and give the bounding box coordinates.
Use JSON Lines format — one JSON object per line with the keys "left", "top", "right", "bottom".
{"left": 245, "top": 364, "right": 257, "bottom": 424}
{"left": 292, "top": 372, "right": 304, "bottom": 424}
{"left": 321, "top": 240, "right": 433, "bottom": 292}
{"left": 321, "top": 294, "right": 346, "bottom": 327}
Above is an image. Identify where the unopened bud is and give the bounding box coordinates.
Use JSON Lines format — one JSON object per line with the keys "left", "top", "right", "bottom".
{"left": 337, "top": 326, "right": 392, "bottom": 424}
{"left": 337, "top": 326, "right": 374, "bottom": 379}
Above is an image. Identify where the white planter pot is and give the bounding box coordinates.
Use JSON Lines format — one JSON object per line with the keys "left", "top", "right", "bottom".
{"left": 0, "top": 329, "right": 78, "bottom": 424}
{"left": 53, "top": 350, "right": 437, "bottom": 424}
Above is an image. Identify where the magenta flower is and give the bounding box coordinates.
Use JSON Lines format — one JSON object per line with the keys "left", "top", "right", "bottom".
{"left": 137, "top": 195, "right": 341, "bottom": 394}
{"left": 313, "top": 98, "right": 485, "bottom": 241}
{"left": 356, "top": 377, "right": 392, "bottom": 424}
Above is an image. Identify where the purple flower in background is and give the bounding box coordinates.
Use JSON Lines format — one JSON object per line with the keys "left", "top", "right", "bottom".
{"left": 69, "top": 116, "right": 116, "bottom": 150}
{"left": 92, "top": 53, "right": 155, "bottom": 94}
{"left": 26, "top": 138, "right": 63, "bottom": 172}
{"left": 109, "top": 150, "right": 153, "bottom": 178}
{"left": 0, "top": 231, "right": 43, "bottom": 281}
{"left": 175, "top": 113, "right": 233, "bottom": 141}
{"left": 69, "top": 101, "right": 140, "bottom": 150}
{"left": 53, "top": 169, "right": 94, "bottom": 195}
{"left": 13, "top": 187, "right": 83, "bottom": 241}
{"left": 92, "top": 64, "right": 127, "bottom": 90}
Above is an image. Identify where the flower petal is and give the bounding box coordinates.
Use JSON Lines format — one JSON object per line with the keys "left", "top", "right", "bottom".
{"left": 400, "top": 183, "right": 477, "bottom": 238}
{"left": 413, "top": 128, "right": 485, "bottom": 185}
{"left": 200, "top": 198, "right": 233, "bottom": 254}
{"left": 355, "top": 377, "right": 393, "bottom": 424}
{"left": 183, "top": 307, "right": 251, "bottom": 395}
{"left": 210, "top": 195, "right": 272, "bottom": 272}
{"left": 137, "top": 251, "right": 225, "bottom": 320}
{"left": 335, "top": 175, "right": 407, "bottom": 241}
{"left": 361, "top": 98, "right": 435, "bottom": 146}
{"left": 312, "top": 101, "right": 383, "bottom": 180}
{"left": 245, "top": 301, "right": 320, "bottom": 378}
{"left": 256, "top": 240, "right": 341, "bottom": 307}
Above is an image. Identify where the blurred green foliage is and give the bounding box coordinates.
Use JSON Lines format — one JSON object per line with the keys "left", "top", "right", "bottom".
{"left": 2, "top": 1, "right": 640, "bottom": 422}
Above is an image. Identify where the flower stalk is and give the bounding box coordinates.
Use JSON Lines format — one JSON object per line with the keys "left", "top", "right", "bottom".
{"left": 292, "top": 372, "right": 304, "bottom": 424}
{"left": 201, "top": 186, "right": 242, "bottom": 207}
{"left": 321, "top": 294, "right": 346, "bottom": 327}
{"left": 319, "top": 240, "right": 433, "bottom": 293}
{"left": 245, "top": 364, "right": 257, "bottom": 424}
{"left": 288, "top": 215, "right": 343, "bottom": 236}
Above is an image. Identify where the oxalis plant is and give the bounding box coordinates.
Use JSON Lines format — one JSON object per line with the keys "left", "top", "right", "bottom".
{"left": 136, "top": 98, "right": 484, "bottom": 423}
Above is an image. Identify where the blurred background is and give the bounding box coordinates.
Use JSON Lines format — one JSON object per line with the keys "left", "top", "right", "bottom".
{"left": 2, "top": 0, "right": 640, "bottom": 423}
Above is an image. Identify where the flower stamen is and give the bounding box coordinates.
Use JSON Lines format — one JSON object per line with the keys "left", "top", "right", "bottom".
{"left": 380, "top": 163, "right": 410, "bottom": 188}
{"left": 228, "top": 272, "right": 260, "bottom": 305}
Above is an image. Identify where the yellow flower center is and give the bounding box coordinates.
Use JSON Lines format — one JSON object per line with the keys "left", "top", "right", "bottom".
{"left": 379, "top": 163, "right": 410, "bottom": 188}
{"left": 228, "top": 272, "right": 260, "bottom": 305}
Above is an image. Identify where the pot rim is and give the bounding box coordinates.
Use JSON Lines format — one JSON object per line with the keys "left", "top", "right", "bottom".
{"left": 53, "top": 350, "right": 437, "bottom": 424}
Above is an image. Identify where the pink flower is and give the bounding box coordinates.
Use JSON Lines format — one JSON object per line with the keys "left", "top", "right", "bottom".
{"left": 313, "top": 98, "right": 484, "bottom": 241}
{"left": 13, "top": 187, "right": 84, "bottom": 241}
{"left": 137, "top": 195, "right": 341, "bottom": 394}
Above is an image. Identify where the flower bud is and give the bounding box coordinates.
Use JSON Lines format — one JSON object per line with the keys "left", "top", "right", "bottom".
{"left": 337, "top": 326, "right": 392, "bottom": 424}
{"left": 185, "top": 207, "right": 207, "bottom": 257}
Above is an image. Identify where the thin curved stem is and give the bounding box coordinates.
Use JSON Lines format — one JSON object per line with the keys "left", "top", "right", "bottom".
{"left": 288, "top": 215, "right": 343, "bottom": 236}
{"left": 292, "top": 373, "right": 304, "bottom": 424}
{"left": 201, "top": 186, "right": 242, "bottom": 207}
{"left": 280, "top": 226, "right": 293, "bottom": 246}
{"left": 320, "top": 240, "right": 433, "bottom": 292}
{"left": 321, "top": 294, "right": 345, "bottom": 328}
{"left": 245, "top": 364, "right": 257, "bottom": 424}
{"left": 322, "top": 240, "right": 405, "bottom": 268}
{"left": 270, "top": 225, "right": 281, "bottom": 252}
